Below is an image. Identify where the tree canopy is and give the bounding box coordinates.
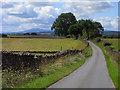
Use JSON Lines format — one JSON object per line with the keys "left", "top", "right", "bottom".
{"left": 77, "top": 19, "right": 104, "bottom": 39}
{"left": 51, "top": 12, "right": 104, "bottom": 39}
{"left": 51, "top": 12, "right": 77, "bottom": 36}
{"left": 68, "top": 24, "right": 83, "bottom": 39}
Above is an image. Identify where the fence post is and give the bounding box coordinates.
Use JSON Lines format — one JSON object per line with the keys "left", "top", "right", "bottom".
{"left": 72, "top": 47, "right": 73, "bottom": 49}
{"left": 44, "top": 53, "right": 46, "bottom": 56}
{"left": 61, "top": 46, "right": 62, "bottom": 51}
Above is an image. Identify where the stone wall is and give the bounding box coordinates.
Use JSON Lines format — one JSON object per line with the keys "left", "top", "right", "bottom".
{"left": 2, "top": 49, "right": 87, "bottom": 70}
{"left": 2, "top": 39, "right": 89, "bottom": 70}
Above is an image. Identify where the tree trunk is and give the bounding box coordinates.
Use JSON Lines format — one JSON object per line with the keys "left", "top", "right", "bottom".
{"left": 75, "top": 35, "right": 78, "bottom": 39}
{"left": 87, "top": 32, "right": 89, "bottom": 40}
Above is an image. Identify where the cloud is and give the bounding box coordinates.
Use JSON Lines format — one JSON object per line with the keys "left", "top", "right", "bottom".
{"left": 2, "top": 2, "right": 14, "bottom": 8}
{"left": 6, "top": 3, "right": 38, "bottom": 18}
{"left": 62, "top": 1, "right": 114, "bottom": 19}
{"left": 35, "top": 6, "right": 61, "bottom": 19}
{"left": 92, "top": 16, "right": 118, "bottom": 31}
{"left": 1, "top": 2, "right": 62, "bottom": 32}
{"left": 29, "top": 2, "right": 54, "bottom": 7}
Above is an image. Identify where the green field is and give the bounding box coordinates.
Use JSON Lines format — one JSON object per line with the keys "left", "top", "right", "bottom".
{"left": 2, "top": 38, "right": 86, "bottom": 51}
{"left": 6, "top": 34, "right": 65, "bottom": 39}
{"left": 102, "top": 39, "right": 119, "bottom": 51}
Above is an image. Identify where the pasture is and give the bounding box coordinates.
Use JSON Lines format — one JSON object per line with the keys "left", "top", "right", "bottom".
{"left": 2, "top": 38, "right": 86, "bottom": 51}
{"left": 102, "top": 39, "right": 119, "bottom": 51}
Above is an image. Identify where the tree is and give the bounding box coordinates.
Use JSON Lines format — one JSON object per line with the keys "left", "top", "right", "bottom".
{"left": 78, "top": 19, "right": 94, "bottom": 40}
{"left": 68, "top": 24, "right": 83, "bottom": 39}
{"left": 31, "top": 33, "right": 37, "bottom": 35}
{"left": 77, "top": 19, "right": 104, "bottom": 39}
{"left": 89, "top": 21, "right": 104, "bottom": 39}
{"left": 93, "top": 21, "right": 104, "bottom": 36}
{"left": 1, "top": 34, "right": 7, "bottom": 37}
{"left": 24, "top": 33, "right": 30, "bottom": 35}
{"left": 51, "top": 12, "right": 77, "bottom": 36}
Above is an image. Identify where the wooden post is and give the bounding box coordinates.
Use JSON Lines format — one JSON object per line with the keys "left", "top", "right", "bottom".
{"left": 72, "top": 47, "right": 73, "bottom": 49}
{"left": 61, "top": 46, "right": 62, "bottom": 51}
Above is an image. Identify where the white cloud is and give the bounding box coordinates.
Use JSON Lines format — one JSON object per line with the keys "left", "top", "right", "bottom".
{"left": 1, "top": 2, "right": 62, "bottom": 32}
{"left": 35, "top": 6, "right": 61, "bottom": 19}
{"left": 62, "top": 1, "right": 114, "bottom": 19}
{"left": 29, "top": 2, "right": 54, "bottom": 7}
{"left": 92, "top": 16, "right": 118, "bottom": 31}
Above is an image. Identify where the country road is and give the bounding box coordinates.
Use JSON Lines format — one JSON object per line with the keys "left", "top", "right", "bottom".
{"left": 48, "top": 41, "right": 115, "bottom": 88}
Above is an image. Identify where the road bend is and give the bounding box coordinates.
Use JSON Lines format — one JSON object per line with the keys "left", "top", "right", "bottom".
{"left": 48, "top": 41, "right": 115, "bottom": 88}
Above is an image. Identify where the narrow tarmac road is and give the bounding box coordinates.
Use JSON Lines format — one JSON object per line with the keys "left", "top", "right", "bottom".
{"left": 48, "top": 41, "right": 115, "bottom": 88}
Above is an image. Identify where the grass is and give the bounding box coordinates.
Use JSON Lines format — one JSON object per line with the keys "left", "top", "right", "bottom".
{"left": 16, "top": 54, "right": 86, "bottom": 88}
{"left": 91, "top": 40, "right": 118, "bottom": 88}
{"left": 31, "top": 53, "right": 55, "bottom": 56}
{"left": 2, "top": 38, "right": 86, "bottom": 51}
{"left": 102, "top": 39, "right": 119, "bottom": 51}
{"left": 6, "top": 34, "right": 65, "bottom": 39}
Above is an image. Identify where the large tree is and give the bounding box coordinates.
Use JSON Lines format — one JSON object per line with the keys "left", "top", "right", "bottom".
{"left": 93, "top": 21, "right": 104, "bottom": 36}
{"left": 68, "top": 24, "right": 83, "bottom": 39}
{"left": 51, "top": 12, "right": 77, "bottom": 36}
{"left": 77, "top": 19, "right": 104, "bottom": 39}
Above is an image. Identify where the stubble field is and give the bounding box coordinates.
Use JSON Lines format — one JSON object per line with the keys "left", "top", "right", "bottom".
{"left": 2, "top": 38, "right": 86, "bottom": 51}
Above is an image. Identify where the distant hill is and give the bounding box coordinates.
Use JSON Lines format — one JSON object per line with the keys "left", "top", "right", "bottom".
{"left": 102, "top": 31, "right": 119, "bottom": 36}
{"left": 19, "top": 28, "right": 55, "bottom": 36}
{"left": 19, "top": 28, "right": 54, "bottom": 33}
{"left": 2, "top": 29, "right": 119, "bottom": 36}
{"left": 2, "top": 28, "right": 54, "bottom": 35}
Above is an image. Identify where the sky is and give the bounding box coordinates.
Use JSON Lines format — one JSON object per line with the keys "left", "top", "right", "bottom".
{"left": 0, "top": 0, "right": 119, "bottom": 33}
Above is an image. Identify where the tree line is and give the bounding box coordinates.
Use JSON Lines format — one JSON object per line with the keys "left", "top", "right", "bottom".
{"left": 24, "top": 33, "right": 37, "bottom": 35}
{"left": 51, "top": 12, "right": 104, "bottom": 39}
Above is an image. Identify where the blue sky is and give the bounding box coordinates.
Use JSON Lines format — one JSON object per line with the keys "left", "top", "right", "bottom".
{"left": 0, "top": 1, "right": 119, "bottom": 33}
{"left": 94, "top": 2, "right": 118, "bottom": 18}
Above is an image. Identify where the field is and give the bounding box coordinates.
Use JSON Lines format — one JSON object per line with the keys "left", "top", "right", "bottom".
{"left": 102, "top": 39, "right": 119, "bottom": 52}
{"left": 2, "top": 38, "right": 86, "bottom": 51}
{"left": 6, "top": 34, "right": 64, "bottom": 38}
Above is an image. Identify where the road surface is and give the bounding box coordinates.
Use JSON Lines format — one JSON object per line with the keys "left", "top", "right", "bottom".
{"left": 48, "top": 41, "right": 115, "bottom": 88}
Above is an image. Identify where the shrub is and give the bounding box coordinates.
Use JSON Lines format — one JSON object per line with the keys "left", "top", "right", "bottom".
{"left": 31, "top": 33, "right": 37, "bottom": 35}
{"left": 118, "top": 49, "right": 120, "bottom": 52}
{"left": 104, "top": 42, "right": 112, "bottom": 46}
{"left": 66, "top": 35, "right": 71, "bottom": 38}
{"left": 95, "top": 37, "right": 101, "bottom": 42}
{"left": 24, "top": 33, "right": 30, "bottom": 35}
{"left": 0, "top": 34, "right": 8, "bottom": 37}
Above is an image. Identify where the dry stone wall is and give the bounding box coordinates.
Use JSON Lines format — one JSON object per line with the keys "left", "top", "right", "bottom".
{"left": 2, "top": 39, "right": 89, "bottom": 70}
{"left": 2, "top": 49, "right": 87, "bottom": 70}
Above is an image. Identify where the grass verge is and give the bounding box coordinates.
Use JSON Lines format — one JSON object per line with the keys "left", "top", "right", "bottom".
{"left": 91, "top": 40, "right": 118, "bottom": 88}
